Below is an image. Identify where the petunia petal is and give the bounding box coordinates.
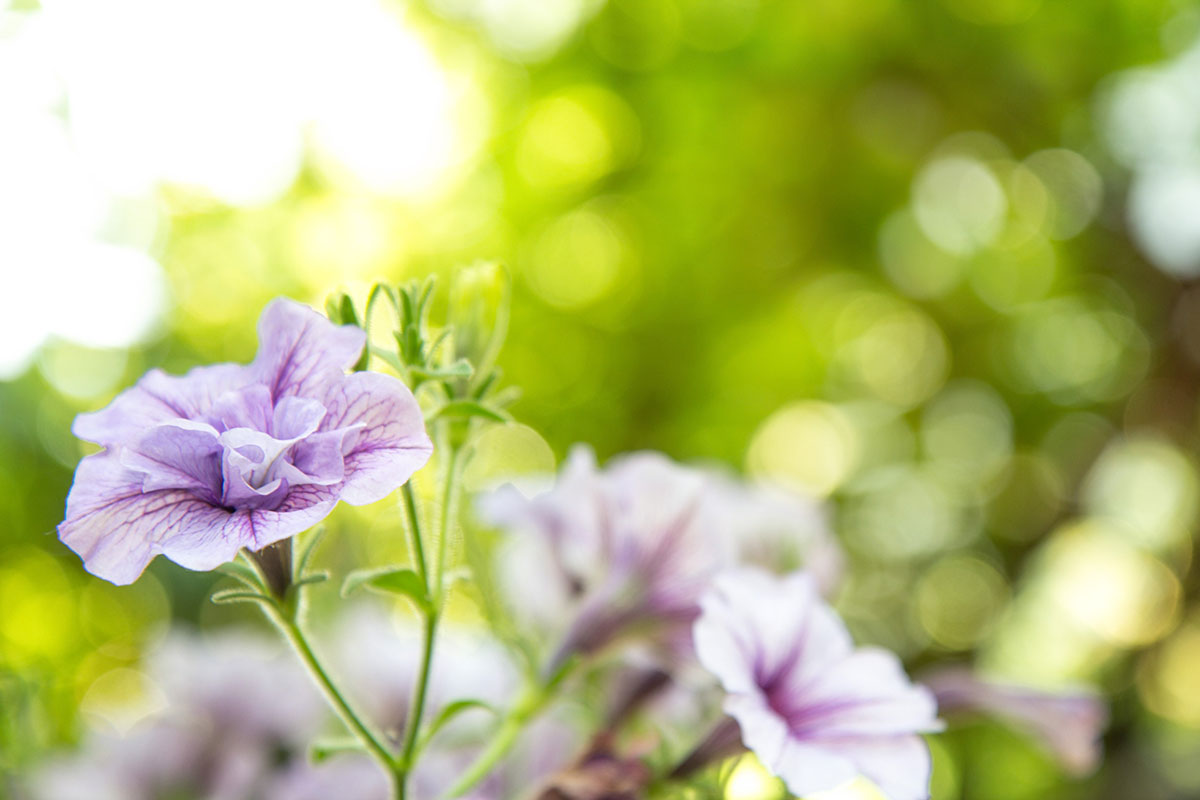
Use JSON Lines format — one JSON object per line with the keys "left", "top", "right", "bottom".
{"left": 120, "top": 420, "right": 223, "bottom": 499}
{"left": 74, "top": 364, "right": 249, "bottom": 446}
{"left": 319, "top": 371, "right": 432, "bottom": 505}
{"left": 210, "top": 384, "right": 274, "bottom": 433}
{"left": 284, "top": 430, "right": 351, "bottom": 486}
{"left": 250, "top": 298, "right": 366, "bottom": 402}
{"left": 796, "top": 648, "right": 943, "bottom": 739}
{"left": 833, "top": 735, "right": 933, "bottom": 800}
{"left": 169, "top": 484, "right": 340, "bottom": 562}
{"left": 771, "top": 739, "right": 859, "bottom": 799}
{"left": 58, "top": 452, "right": 233, "bottom": 585}
{"left": 271, "top": 396, "right": 327, "bottom": 439}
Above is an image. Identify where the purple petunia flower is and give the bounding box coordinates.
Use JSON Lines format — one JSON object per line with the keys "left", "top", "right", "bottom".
{"left": 29, "top": 629, "right": 326, "bottom": 800}
{"left": 58, "top": 298, "right": 432, "bottom": 584}
{"left": 481, "top": 446, "right": 845, "bottom": 667}
{"left": 481, "top": 446, "right": 724, "bottom": 663}
{"left": 922, "top": 667, "right": 1107, "bottom": 776}
{"left": 693, "top": 568, "right": 942, "bottom": 800}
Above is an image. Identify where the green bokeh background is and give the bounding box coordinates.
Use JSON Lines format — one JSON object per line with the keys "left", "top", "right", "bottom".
{"left": 4, "top": 0, "right": 1200, "bottom": 798}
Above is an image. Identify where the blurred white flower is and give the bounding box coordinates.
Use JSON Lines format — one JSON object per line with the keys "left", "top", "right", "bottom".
{"left": 693, "top": 569, "right": 942, "bottom": 800}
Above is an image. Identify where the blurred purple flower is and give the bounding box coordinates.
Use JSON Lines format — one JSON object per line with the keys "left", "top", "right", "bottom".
{"left": 694, "top": 568, "right": 942, "bottom": 800}
{"left": 706, "top": 475, "right": 844, "bottom": 597}
{"left": 58, "top": 297, "right": 432, "bottom": 584}
{"left": 282, "top": 607, "right": 577, "bottom": 800}
{"left": 481, "top": 447, "right": 845, "bottom": 667}
{"left": 30, "top": 629, "right": 325, "bottom": 800}
{"left": 922, "top": 667, "right": 1107, "bottom": 775}
{"left": 481, "top": 446, "right": 723, "bottom": 663}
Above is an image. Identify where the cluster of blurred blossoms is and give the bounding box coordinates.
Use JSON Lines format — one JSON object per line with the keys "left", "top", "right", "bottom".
{"left": 43, "top": 268, "right": 1108, "bottom": 800}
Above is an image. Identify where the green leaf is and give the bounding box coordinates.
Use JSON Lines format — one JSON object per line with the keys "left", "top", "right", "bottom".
{"left": 428, "top": 400, "right": 510, "bottom": 425}
{"left": 489, "top": 386, "right": 522, "bottom": 409}
{"left": 417, "top": 699, "right": 498, "bottom": 755}
{"left": 211, "top": 588, "right": 274, "bottom": 606}
{"left": 367, "top": 346, "right": 405, "bottom": 373}
{"left": 341, "top": 567, "right": 430, "bottom": 613}
{"left": 410, "top": 360, "right": 473, "bottom": 382}
{"left": 294, "top": 571, "right": 330, "bottom": 588}
{"left": 308, "top": 737, "right": 367, "bottom": 764}
{"left": 296, "top": 528, "right": 327, "bottom": 577}
{"left": 365, "top": 283, "right": 400, "bottom": 332}
{"left": 215, "top": 561, "right": 264, "bottom": 590}
{"left": 324, "top": 292, "right": 361, "bottom": 327}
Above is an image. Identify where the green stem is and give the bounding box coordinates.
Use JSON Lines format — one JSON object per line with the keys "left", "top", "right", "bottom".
{"left": 265, "top": 605, "right": 401, "bottom": 794}
{"left": 396, "top": 435, "right": 466, "bottom": 790}
{"left": 444, "top": 661, "right": 573, "bottom": 798}
{"left": 401, "top": 482, "right": 429, "bottom": 585}
{"left": 433, "top": 439, "right": 463, "bottom": 606}
{"left": 399, "top": 609, "right": 438, "bottom": 772}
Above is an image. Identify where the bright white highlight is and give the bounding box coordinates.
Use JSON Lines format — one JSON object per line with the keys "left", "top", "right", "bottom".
{"left": 1100, "top": 35, "right": 1200, "bottom": 276}
{"left": 0, "top": 103, "right": 167, "bottom": 379}
{"left": 431, "top": 0, "right": 600, "bottom": 61}
{"left": 1128, "top": 165, "right": 1200, "bottom": 278}
{"left": 41, "top": 0, "right": 467, "bottom": 204}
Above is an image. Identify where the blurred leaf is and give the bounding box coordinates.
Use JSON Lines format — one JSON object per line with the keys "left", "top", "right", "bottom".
{"left": 341, "top": 567, "right": 430, "bottom": 614}
{"left": 428, "top": 399, "right": 510, "bottom": 424}
{"left": 309, "top": 737, "right": 367, "bottom": 764}
{"left": 417, "top": 699, "right": 498, "bottom": 756}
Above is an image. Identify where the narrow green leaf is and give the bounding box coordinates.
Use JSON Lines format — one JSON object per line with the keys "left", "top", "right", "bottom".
{"left": 428, "top": 400, "right": 510, "bottom": 425}
{"left": 367, "top": 346, "right": 405, "bottom": 373}
{"left": 341, "top": 567, "right": 430, "bottom": 613}
{"left": 211, "top": 588, "right": 274, "bottom": 606}
{"left": 426, "top": 327, "right": 453, "bottom": 361}
{"left": 410, "top": 360, "right": 473, "bottom": 382}
{"left": 417, "top": 699, "right": 497, "bottom": 755}
{"left": 215, "top": 562, "right": 264, "bottom": 590}
{"left": 294, "top": 571, "right": 330, "bottom": 588}
{"left": 308, "top": 737, "right": 367, "bottom": 764}
{"left": 296, "top": 528, "right": 327, "bottom": 577}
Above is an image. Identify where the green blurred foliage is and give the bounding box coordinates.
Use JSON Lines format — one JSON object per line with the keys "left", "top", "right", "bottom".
{"left": 5, "top": 0, "right": 1200, "bottom": 798}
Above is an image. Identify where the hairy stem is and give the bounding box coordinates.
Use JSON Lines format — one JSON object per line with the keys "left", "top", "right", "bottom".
{"left": 444, "top": 660, "right": 574, "bottom": 798}
{"left": 265, "top": 604, "right": 402, "bottom": 796}
{"left": 397, "top": 437, "right": 466, "bottom": 791}
{"left": 401, "top": 483, "right": 430, "bottom": 585}
{"left": 433, "top": 440, "right": 464, "bottom": 607}
{"left": 399, "top": 609, "right": 438, "bottom": 775}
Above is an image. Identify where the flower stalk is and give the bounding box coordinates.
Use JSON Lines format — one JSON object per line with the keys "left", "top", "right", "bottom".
{"left": 239, "top": 547, "right": 405, "bottom": 799}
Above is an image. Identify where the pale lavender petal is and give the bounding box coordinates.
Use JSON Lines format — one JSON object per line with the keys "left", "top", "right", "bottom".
{"left": 164, "top": 483, "right": 340, "bottom": 561}
{"left": 120, "top": 420, "right": 223, "bottom": 498}
{"left": 210, "top": 384, "right": 273, "bottom": 432}
{"left": 272, "top": 396, "right": 327, "bottom": 439}
{"left": 696, "top": 568, "right": 939, "bottom": 799}
{"left": 319, "top": 371, "right": 432, "bottom": 505}
{"left": 924, "top": 667, "right": 1107, "bottom": 775}
{"left": 725, "top": 694, "right": 790, "bottom": 766}
{"left": 58, "top": 452, "right": 233, "bottom": 585}
{"left": 702, "top": 569, "right": 853, "bottom": 689}
{"left": 836, "top": 735, "right": 932, "bottom": 800}
{"left": 217, "top": 429, "right": 292, "bottom": 509}
{"left": 73, "top": 364, "right": 248, "bottom": 446}
{"left": 771, "top": 739, "right": 859, "bottom": 798}
{"left": 221, "top": 471, "right": 289, "bottom": 510}
{"left": 251, "top": 298, "right": 366, "bottom": 402}
{"left": 285, "top": 430, "right": 352, "bottom": 486}
{"left": 794, "top": 649, "right": 943, "bottom": 738}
